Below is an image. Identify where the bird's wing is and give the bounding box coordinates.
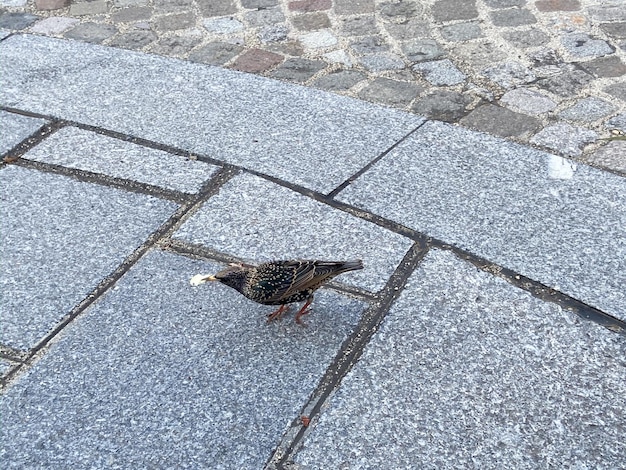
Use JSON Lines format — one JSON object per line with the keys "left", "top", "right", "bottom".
{"left": 275, "top": 261, "right": 349, "bottom": 301}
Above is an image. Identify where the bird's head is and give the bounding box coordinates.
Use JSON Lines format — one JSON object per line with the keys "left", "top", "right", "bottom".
{"left": 190, "top": 264, "right": 250, "bottom": 293}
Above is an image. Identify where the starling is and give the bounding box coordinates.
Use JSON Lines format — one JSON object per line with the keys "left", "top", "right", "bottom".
{"left": 190, "top": 259, "right": 364, "bottom": 324}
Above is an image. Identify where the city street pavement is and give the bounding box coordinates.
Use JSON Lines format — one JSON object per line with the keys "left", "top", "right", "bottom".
{"left": 1, "top": 10, "right": 626, "bottom": 470}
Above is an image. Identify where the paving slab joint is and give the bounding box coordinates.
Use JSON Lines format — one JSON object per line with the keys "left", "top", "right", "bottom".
{"left": 429, "top": 240, "right": 626, "bottom": 337}
{"left": 0, "top": 167, "right": 240, "bottom": 391}
{"left": 327, "top": 119, "right": 429, "bottom": 199}
{"left": 0, "top": 109, "right": 63, "bottom": 160}
{"left": 266, "top": 241, "right": 429, "bottom": 468}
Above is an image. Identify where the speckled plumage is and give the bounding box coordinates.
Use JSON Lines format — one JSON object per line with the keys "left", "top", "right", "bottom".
{"left": 205, "top": 259, "right": 363, "bottom": 323}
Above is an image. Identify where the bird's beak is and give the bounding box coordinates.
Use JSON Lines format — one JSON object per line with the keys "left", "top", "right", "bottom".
{"left": 190, "top": 274, "right": 217, "bottom": 286}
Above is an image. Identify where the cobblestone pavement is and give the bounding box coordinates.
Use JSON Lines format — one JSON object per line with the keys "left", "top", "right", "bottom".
{"left": 1, "top": 0, "right": 625, "bottom": 173}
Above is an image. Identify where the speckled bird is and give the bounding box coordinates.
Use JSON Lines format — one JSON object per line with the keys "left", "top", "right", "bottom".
{"left": 190, "top": 259, "right": 364, "bottom": 324}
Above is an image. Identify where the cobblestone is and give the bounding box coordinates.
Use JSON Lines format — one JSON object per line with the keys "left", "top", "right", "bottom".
{"left": 312, "top": 69, "right": 365, "bottom": 91}
{"left": 64, "top": 22, "right": 118, "bottom": 43}
{"left": 0, "top": 11, "right": 38, "bottom": 29}
{"left": 358, "top": 78, "right": 422, "bottom": 107}
{"left": 583, "top": 141, "right": 626, "bottom": 173}
{"left": 608, "top": 113, "right": 626, "bottom": 133}
{"left": 188, "top": 41, "right": 244, "bottom": 65}
{"left": 460, "top": 104, "right": 542, "bottom": 138}
{"left": 4, "top": 0, "right": 624, "bottom": 170}
{"left": 412, "top": 59, "right": 466, "bottom": 86}
{"left": 500, "top": 88, "right": 557, "bottom": 115}
{"left": 559, "top": 97, "right": 617, "bottom": 123}
{"left": 269, "top": 57, "right": 325, "bottom": 82}
{"left": 530, "top": 123, "right": 598, "bottom": 156}
{"left": 411, "top": 90, "right": 472, "bottom": 122}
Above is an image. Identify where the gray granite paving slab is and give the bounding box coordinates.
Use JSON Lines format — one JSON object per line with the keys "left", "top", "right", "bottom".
{"left": 338, "top": 120, "right": 626, "bottom": 320}
{"left": 174, "top": 173, "right": 413, "bottom": 293}
{"left": 0, "top": 250, "right": 366, "bottom": 468}
{"left": 295, "top": 249, "right": 626, "bottom": 469}
{"left": 0, "top": 110, "right": 47, "bottom": 155}
{"left": 0, "top": 166, "right": 178, "bottom": 350}
{"left": 0, "top": 34, "right": 423, "bottom": 193}
{"left": 24, "top": 126, "right": 219, "bottom": 194}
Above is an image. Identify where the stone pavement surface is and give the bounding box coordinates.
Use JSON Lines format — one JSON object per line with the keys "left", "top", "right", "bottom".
{"left": 1, "top": 21, "right": 626, "bottom": 470}
{"left": 1, "top": 0, "right": 626, "bottom": 175}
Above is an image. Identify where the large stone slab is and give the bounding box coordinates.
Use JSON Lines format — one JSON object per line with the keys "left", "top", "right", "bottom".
{"left": 0, "top": 34, "right": 423, "bottom": 193}
{"left": 338, "top": 120, "right": 626, "bottom": 320}
{"left": 295, "top": 249, "right": 626, "bottom": 468}
{"left": 0, "top": 109, "right": 46, "bottom": 155}
{"left": 0, "top": 250, "right": 366, "bottom": 468}
{"left": 25, "top": 126, "right": 219, "bottom": 194}
{"left": 174, "top": 173, "right": 413, "bottom": 292}
{"left": 0, "top": 166, "right": 177, "bottom": 350}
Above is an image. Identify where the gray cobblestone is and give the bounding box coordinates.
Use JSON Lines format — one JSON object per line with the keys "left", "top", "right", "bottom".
{"left": 69, "top": 1, "right": 108, "bottom": 16}
{"left": 197, "top": 0, "right": 237, "bottom": 17}
{"left": 269, "top": 57, "right": 325, "bottom": 81}
{"left": 30, "top": 16, "right": 78, "bottom": 34}
{"left": 484, "top": 0, "right": 526, "bottom": 7}
{"left": 241, "top": 0, "right": 278, "bottom": 8}
{"left": 460, "top": 104, "right": 542, "bottom": 137}
{"left": 244, "top": 6, "right": 285, "bottom": 26}
{"left": 402, "top": 39, "right": 445, "bottom": 62}
{"left": 482, "top": 61, "right": 536, "bottom": 89}
{"left": 500, "top": 88, "right": 557, "bottom": 115}
{"left": 384, "top": 18, "right": 430, "bottom": 40}
{"left": 431, "top": 0, "right": 478, "bottom": 22}
{"left": 439, "top": 22, "right": 482, "bottom": 42}
{"left": 152, "top": 12, "right": 195, "bottom": 32}
{"left": 0, "top": 12, "right": 39, "bottom": 29}
{"left": 581, "top": 55, "right": 626, "bottom": 77}
{"left": 108, "top": 30, "right": 156, "bottom": 49}
{"left": 312, "top": 69, "right": 365, "bottom": 90}
{"left": 153, "top": 0, "right": 193, "bottom": 13}
{"left": 64, "top": 22, "right": 118, "bottom": 43}
{"left": 605, "top": 82, "right": 626, "bottom": 101}
{"left": 202, "top": 16, "right": 243, "bottom": 34}
{"left": 360, "top": 53, "right": 405, "bottom": 72}
{"left": 530, "top": 123, "right": 598, "bottom": 156}
{"left": 411, "top": 90, "right": 472, "bottom": 121}
{"left": 583, "top": 140, "right": 626, "bottom": 173}
{"left": 561, "top": 33, "right": 613, "bottom": 57}
{"left": 607, "top": 113, "right": 626, "bottom": 133}
{"left": 379, "top": 0, "right": 423, "bottom": 19}
{"left": 259, "top": 24, "right": 289, "bottom": 43}
{"left": 358, "top": 77, "right": 422, "bottom": 107}
{"left": 187, "top": 41, "right": 243, "bottom": 65}
{"left": 501, "top": 27, "right": 549, "bottom": 48}
{"left": 490, "top": 8, "right": 536, "bottom": 26}
{"left": 350, "top": 35, "right": 389, "bottom": 54}
{"left": 340, "top": 15, "right": 377, "bottom": 36}
{"left": 111, "top": 6, "right": 153, "bottom": 23}
{"left": 559, "top": 97, "right": 617, "bottom": 123}
{"left": 334, "top": 0, "right": 374, "bottom": 15}
{"left": 412, "top": 59, "right": 466, "bottom": 85}
{"left": 600, "top": 22, "right": 626, "bottom": 39}
{"left": 151, "top": 34, "right": 202, "bottom": 55}
{"left": 536, "top": 65, "right": 594, "bottom": 96}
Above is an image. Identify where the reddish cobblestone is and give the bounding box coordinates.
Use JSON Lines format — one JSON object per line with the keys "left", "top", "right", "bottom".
{"left": 231, "top": 48, "right": 284, "bottom": 73}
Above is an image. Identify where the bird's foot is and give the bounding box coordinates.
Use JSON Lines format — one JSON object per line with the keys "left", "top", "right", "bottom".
{"left": 294, "top": 299, "right": 313, "bottom": 325}
{"left": 267, "top": 304, "right": 289, "bottom": 323}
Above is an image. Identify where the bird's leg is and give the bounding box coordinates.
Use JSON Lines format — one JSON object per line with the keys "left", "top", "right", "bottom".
{"left": 295, "top": 297, "right": 314, "bottom": 325}
{"left": 267, "top": 304, "right": 289, "bottom": 323}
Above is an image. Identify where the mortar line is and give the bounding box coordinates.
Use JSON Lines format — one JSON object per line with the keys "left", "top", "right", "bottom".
{"left": 0, "top": 167, "right": 239, "bottom": 391}
{"left": 266, "top": 241, "right": 429, "bottom": 468}
{"left": 326, "top": 119, "right": 428, "bottom": 199}
{"left": 12, "top": 158, "right": 193, "bottom": 204}
{"left": 1, "top": 109, "right": 623, "bottom": 335}
{"left": 0, "top": 118, "right": 65, "bottom": 160}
